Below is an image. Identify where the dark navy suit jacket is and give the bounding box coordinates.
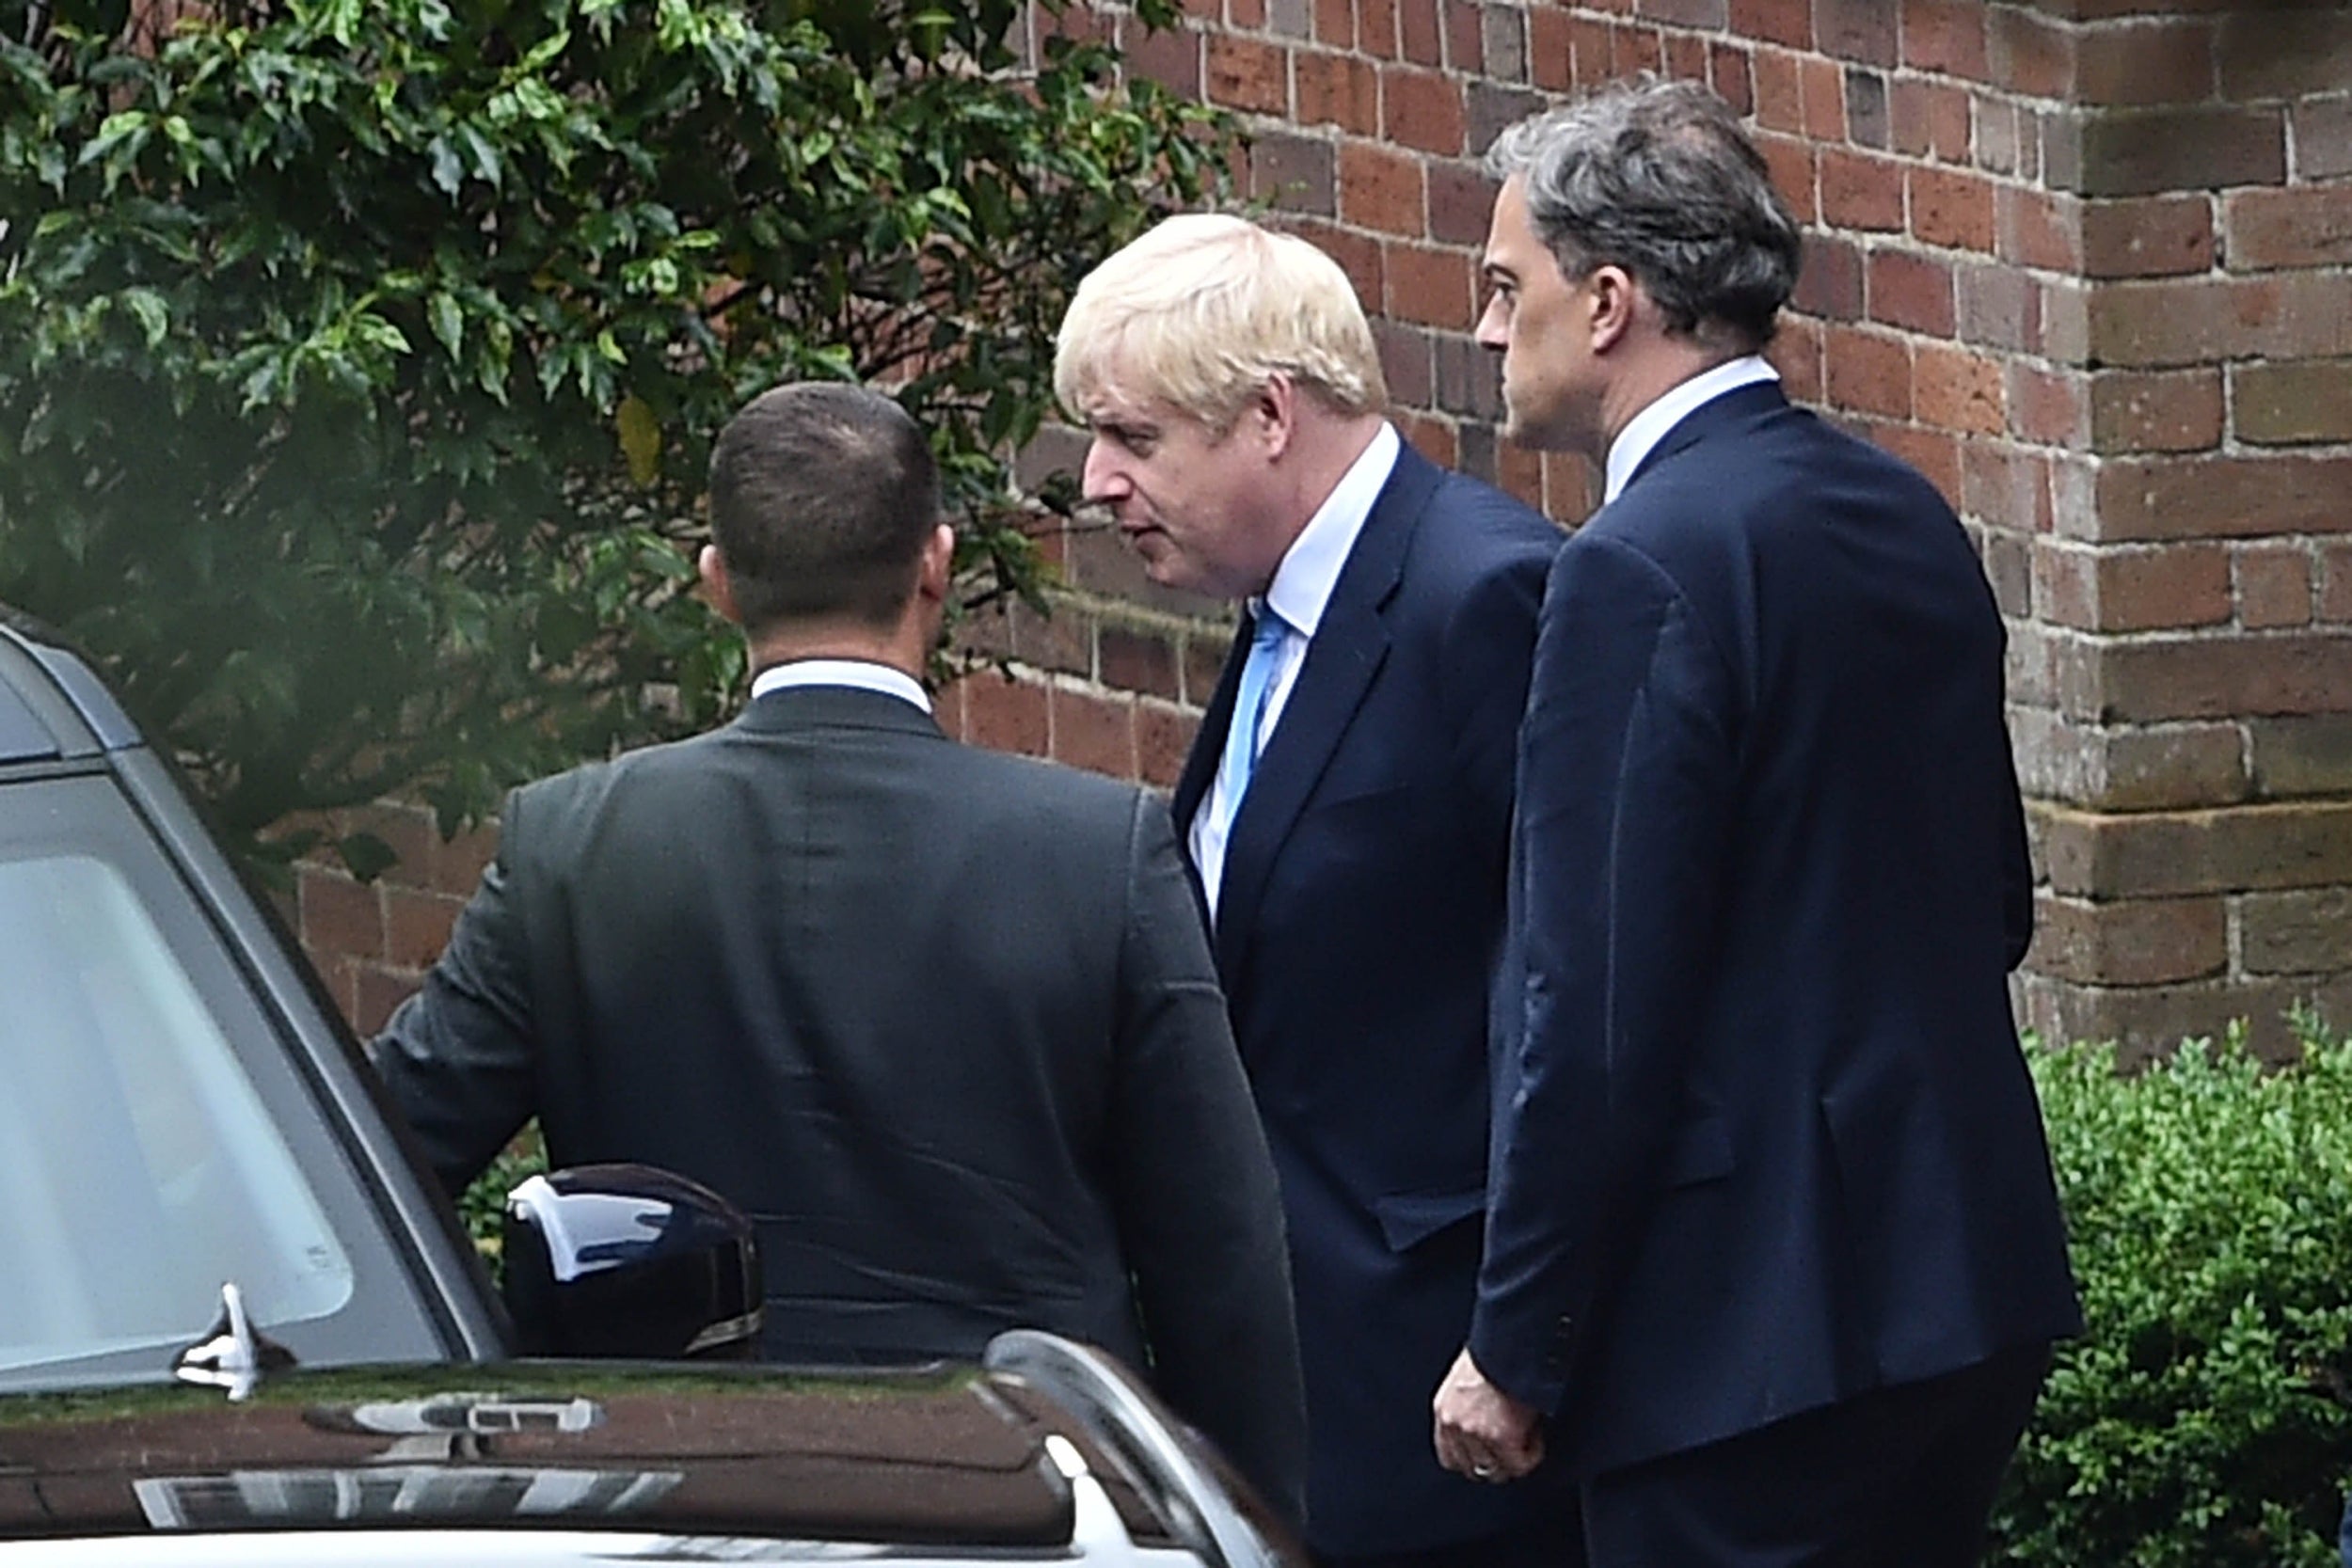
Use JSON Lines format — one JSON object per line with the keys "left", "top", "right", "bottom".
{"left": 1470, "top": 384, "right": 2081, "bottom": 1477}
{"left": 1175, "top": 440, "right": 1561, "bottom": 1554}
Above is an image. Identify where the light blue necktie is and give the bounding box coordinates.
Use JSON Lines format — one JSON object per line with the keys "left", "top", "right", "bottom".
{"left": 1217, "top": 603, "right": 1292, "bottom": 832}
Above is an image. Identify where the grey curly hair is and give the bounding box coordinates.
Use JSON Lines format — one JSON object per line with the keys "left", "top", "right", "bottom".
{"left": 1485, "top": 76, "right": 1803, "bottom": 349}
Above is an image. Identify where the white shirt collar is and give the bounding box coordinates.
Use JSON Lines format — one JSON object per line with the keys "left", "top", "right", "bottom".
{"left": 1603, "top": 356, "right": 1780, "bottom": 504}
{"left": 750, "top": 657, "right": 931, "bottom": 714}
{"left": 1261, "top": 421, "right": 1402, "bottom": 638}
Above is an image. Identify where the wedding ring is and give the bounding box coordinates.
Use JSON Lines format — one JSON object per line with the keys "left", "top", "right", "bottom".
{"left": 1471, "top": 1462, "right": 1497, "bottom": 1480}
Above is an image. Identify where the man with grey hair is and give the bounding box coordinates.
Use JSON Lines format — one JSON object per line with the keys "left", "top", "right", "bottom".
{"left": 1430, "top": 78, "right": 2081, "bottom": 1566}
{"left": 1058, "top": 216, "right": 1571, "bottom": 1565}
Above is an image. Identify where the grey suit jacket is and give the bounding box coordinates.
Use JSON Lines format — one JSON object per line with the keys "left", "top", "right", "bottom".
{"left": 372, "top": 684, "right": 1307, "bottom": 1517}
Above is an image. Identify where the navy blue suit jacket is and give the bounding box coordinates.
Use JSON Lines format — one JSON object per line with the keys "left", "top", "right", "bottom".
{"left": 1175, "top": 440, "right": 1561, "bottom": 1554}
{"left": 1471, "top": 384, "right": 2081, "bottom": 1477}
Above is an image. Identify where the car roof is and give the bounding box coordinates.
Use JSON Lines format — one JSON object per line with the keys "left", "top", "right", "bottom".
{"left": 0, "top": 615, "right": 140, "bottom": 764}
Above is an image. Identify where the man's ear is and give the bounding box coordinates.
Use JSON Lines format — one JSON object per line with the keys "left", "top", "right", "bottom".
{"left": 1247, "top": 372, "right": 1299, "bottom": 461}
{"left": 914, "top": 521, "right": 955, "bottom": 606}
{"left": 698, "top": 544, "right": 742, "bottom": 626}
{"left": 1589, "top": 265, "right": 1638, "bottom": 355}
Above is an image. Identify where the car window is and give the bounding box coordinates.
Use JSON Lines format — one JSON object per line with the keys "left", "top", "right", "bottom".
{"left": 0, "top": 851, "right": 355, "bottom": 1372}
{"left": 0, "top": 774, "right": 446, "bottom": 1389}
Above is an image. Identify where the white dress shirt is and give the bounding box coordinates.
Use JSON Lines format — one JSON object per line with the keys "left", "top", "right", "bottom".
{"left": 750, "top": 657, "right": 931, "bottom": 713}
{"left": 1192, "top": 421, "right": 1403, "bottom": 918}
{"left": 1603, "top": 355, "right": 1781, "bottom": 504}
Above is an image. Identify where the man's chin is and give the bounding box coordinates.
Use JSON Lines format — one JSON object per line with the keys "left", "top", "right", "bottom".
{"left": 1129, "top": 534, "right": 1196, "bottom": 591}
{"left": 1500, "top": 407, "right": 1571, "bottom": 453}
{"left": 1142, "top": 562, "right": 1210, "bottom": 594}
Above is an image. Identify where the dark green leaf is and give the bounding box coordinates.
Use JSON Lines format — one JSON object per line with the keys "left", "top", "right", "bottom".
{"left": 335, "top": 831, "right": 400, "bottom": 883}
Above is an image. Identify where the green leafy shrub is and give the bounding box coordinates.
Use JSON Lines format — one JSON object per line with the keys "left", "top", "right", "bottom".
{"left": 0, "top": 0, "right": 1232, "bottom": 868}
{"left": 456, "top": 1124, "right": 550, "bottom": 1277}
{"left": 1994, "top": 1017, "right": 2352, "bottom": 1567}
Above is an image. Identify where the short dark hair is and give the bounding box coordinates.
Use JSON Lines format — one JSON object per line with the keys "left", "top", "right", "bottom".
{"left": 707, "top": 382, "right": 942, "bottom": 633}
{"left": 1486, "top": 77, "right": 1803, "bottom": 350}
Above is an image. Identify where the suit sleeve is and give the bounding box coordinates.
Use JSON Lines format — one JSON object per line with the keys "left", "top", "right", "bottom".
{"left": 1106, "top": 791, "right": 1309, "bottom": 1528}
{"left": 368, "top": 791, "right": 538, "bottom": 1196}
{"left": 1997, "top": 691, "right": 2036, "bottom": 973}
{"left": 1470, "top": 533, "right": 1740, "bottom": 1414}
{"left": 1438, "top": 532, "right": 1554, "bottom": 836}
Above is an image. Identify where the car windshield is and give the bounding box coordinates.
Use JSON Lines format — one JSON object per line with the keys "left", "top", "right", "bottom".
{"left": 0, "top": 772, "right": 444, "bottom": 1391}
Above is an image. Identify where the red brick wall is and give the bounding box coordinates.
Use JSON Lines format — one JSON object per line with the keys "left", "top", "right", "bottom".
{"left": 308, "top": 1, "right": 2352, "bottom": 1061}
{"left": 288, "top": 804, "right": 496, "bottom": 1036}
{"left": 2003, "top": 6, "right": 2352, "bottom": 1057}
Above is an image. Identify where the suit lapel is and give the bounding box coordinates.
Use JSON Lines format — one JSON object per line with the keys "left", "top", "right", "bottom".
{"left": 1174, "top": 623, "right": 1248, "bottom": 836}
{"left": 1211, "top": 445, "right": 1438, "bottom": 976}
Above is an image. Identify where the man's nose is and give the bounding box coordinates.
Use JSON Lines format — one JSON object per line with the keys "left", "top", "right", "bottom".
{"left": 1082, "top": 439, "right": 1131, "bottom": 501}
{"left": 1474, "top": 295, "right": 1508, "bottom": 351}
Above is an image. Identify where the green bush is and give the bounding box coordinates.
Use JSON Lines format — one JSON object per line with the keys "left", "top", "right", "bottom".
{"left": 456, "top": 1124, "right": 549, "bottom": 1279}
{"left": 0, "top": 0, "right": 1232, "bottom": 869}
{"left": 1995, "top": 1016, "right": 2352, "bottom": 1567}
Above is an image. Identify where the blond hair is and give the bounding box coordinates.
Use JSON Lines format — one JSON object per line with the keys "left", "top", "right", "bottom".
{"left": 1055, "top": 214, "right": 1389, "bottom": 431}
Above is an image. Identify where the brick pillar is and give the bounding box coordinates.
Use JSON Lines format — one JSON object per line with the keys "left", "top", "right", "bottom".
{"left": 2008, "top": 7, "right": 2352, "bottom": 1058}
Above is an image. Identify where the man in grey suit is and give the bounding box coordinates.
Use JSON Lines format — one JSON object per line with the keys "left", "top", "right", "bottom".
{"left": 371, "top": 381, "right": 1308, "bottom": 1520}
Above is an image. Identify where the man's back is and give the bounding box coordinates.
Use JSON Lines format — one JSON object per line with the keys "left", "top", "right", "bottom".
{"left": 374, "top": 683, "right": 1305, "bottom": 1510}
{"left": 1485, "top": 384, "right": 2080, "bottom": 1470}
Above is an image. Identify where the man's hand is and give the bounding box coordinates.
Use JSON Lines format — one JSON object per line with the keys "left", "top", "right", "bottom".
{"left": 1432, "top": 1347, "right": 1545, "bottom": 1482}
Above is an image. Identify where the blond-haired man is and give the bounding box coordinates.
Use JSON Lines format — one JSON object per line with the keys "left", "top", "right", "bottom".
{"left": 1057, "top": 216, "right": 1571, "bottom": 1568}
